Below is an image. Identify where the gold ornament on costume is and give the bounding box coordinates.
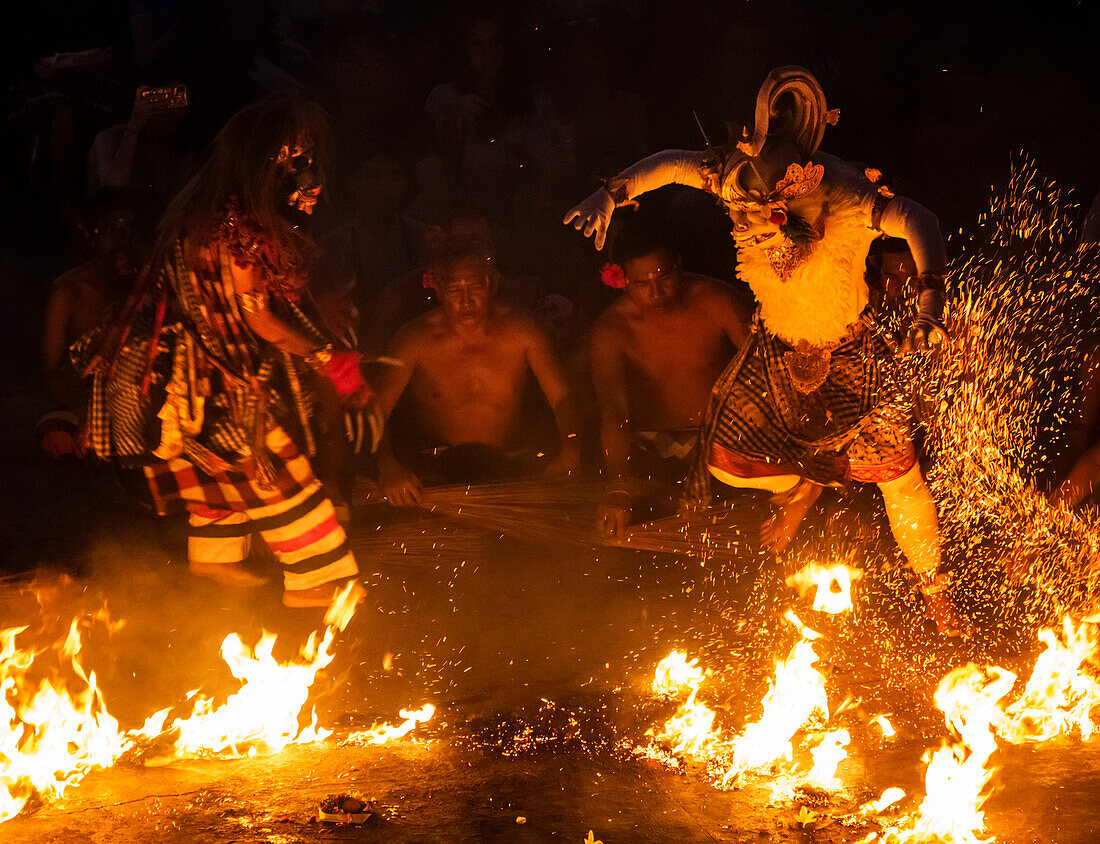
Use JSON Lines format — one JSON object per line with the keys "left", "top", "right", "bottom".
{"left": 784, "top": 338, "right": 839, "bottom": 394}
{"left": 772, "top": 162, "right": 825, "bottom": 201}
{"left": 765, "top": 240, "right": 815, "bottom": 281}
{"left": 276, "top": 142, "right": 311, "bottom": 165}
{"left": 235, "top": 291, "right": 268, "bottom": 314}
{"left": 723, "top": 161, "right": 825, "bottom": 212}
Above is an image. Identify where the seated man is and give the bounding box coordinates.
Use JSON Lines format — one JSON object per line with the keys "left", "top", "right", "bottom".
{"left": 375, "top": 237, "right": 582, "bottom": 504}
{"left": 867, "top": 236, "right": 919, "bottom": 328}
{"left": 589, "top": 213, "right": 750, "bottom": 541}
{"left": 39, "top": 187, "right": 138, "bottom": 457}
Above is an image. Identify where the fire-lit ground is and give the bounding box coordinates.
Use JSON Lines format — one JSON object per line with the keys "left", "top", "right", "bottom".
{"left": 5, "top": 487, "right": 1100, "bottom": 843}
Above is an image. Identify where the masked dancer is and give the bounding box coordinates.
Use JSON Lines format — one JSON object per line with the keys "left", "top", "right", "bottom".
{"left": 79, "top": 95, "right": 371, "bottom": 607}
{"left": 565, "top": 67, "right": 968, "bottom": 637}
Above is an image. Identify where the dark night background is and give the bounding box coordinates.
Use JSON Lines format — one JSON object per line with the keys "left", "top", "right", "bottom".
{"left": 0, "top": 0, "right": 1096, "bottom": 412}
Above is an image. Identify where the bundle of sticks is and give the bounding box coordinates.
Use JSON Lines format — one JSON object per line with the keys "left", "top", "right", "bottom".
{"left": 353, "top": 476, "right": 759, "bottom": 567}
{"left": 419, "top": 478, "right": 605, "bottom": 546}
{"left": 622, "top": 506, "right": 761, "bottom": 567}
{"left": 349, "top": 517, "right": 490, "bottom": 568}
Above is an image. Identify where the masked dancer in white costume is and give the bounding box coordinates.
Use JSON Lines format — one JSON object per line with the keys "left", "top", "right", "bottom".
{"left": 565, "top": 66, "right": 968, "bottom": 637}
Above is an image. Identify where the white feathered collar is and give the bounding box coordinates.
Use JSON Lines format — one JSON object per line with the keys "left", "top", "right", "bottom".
{"left": 737, "top": 183, "right": 876, "bottom": 346}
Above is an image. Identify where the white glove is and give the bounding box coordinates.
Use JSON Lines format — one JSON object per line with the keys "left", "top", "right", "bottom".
{"left": 901, "top": 284, "right": 947, "bottom": 353}
{"left": 562, "top": 187, "right": 616, "bottom": 251}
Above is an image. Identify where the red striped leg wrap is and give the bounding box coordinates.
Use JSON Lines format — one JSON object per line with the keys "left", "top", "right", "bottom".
{"left": 248, "top": 482, "right": 358, "bottom": 590}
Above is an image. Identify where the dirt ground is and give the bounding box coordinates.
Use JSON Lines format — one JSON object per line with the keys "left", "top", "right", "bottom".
{"left": 2, "top": 414, "right": 1099, "bottom": 841}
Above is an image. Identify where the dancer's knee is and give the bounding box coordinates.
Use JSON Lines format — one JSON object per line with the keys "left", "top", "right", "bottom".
{"left": 877, "top": 460, "right": 928, "bottom": 503}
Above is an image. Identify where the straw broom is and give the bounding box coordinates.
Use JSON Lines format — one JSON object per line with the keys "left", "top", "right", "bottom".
{"left": 348, "top": 506, "right": 491, "bottom": 567}
{"left": 354, "top": 476, "right": 761, "bottom": 565}
{"left": 621, "top": 503, "right": 763, "bottom": 567}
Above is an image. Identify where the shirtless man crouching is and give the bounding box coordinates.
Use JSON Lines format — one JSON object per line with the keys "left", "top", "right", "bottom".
{"left": 589, "top": 213, "right": 750, "bottom": 542}
{"left": 375, "top": 237, "right": 582, "bottom": 505}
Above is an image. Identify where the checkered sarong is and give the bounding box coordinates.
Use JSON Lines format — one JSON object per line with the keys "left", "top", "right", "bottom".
{"left": 144, "top": 426, "right": 316, "bottom": 516}
{"left": 688, "top": 314, "right": 909, "bottom": 500}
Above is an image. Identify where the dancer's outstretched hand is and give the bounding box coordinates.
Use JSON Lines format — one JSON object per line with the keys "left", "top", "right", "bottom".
{"left": 900, "top": 317, "right": 947, "bottom": 354}
{"left": 563, "top": 188, "right": 616, "bottom": 251}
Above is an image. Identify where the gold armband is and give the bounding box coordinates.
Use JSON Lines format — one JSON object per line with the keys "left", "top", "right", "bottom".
{"left": 304, "top": 343, "right": 334, "bottom": 370}
{"left": 236, "top": 291, "right": 268, "bottom": 314}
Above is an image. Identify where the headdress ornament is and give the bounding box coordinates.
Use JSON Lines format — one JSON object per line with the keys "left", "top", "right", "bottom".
{"left": 719, "top": 66, "right": 835, "bottom": 210}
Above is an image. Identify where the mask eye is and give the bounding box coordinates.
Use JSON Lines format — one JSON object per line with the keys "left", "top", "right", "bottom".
{"left": 289, "top": 151, "right": 313, "bottom": 173}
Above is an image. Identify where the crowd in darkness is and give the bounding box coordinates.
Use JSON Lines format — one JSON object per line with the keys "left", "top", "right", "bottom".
{"left": 3, "top": 1, "right": 1098, "bottom": 382}
{"left": 1, "top": 1, "right": 1098, "bottom": 572}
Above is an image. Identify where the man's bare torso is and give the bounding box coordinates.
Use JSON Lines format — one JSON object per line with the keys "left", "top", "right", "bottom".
{"left": 404, "top": 306, "right": 534, "bottom": 448}
{"left": 601, "top": 275, "right": 740, "bottom": 430}
{"left": 56, "top": 263, "right": 122, "bottom": 343}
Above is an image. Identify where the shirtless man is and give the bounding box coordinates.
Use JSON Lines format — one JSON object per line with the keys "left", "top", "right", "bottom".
{"left": 376, "top": 237, "right": 582, "bottom": 505}
{"left": 590, "top": 214, "right": 749, "bottom": 541}
{"left": 40, "top": 188, "right": 137, "bottom": 457}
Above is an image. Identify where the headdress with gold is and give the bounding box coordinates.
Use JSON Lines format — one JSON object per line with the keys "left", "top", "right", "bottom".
{"left": 715, "top": 66, "right": 838, "bottom": 211}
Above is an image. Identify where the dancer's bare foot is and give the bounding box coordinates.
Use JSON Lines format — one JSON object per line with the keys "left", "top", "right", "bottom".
{"left": 189, "top": 561, "right": 268, "bottom": 587}
{"left": 761, "top": 480, "right": 822, "bottom": 553}
{"left": 283, "top": 578, "right": 366, "bottom": 609}
{"left": 919, "top": 573, "right": 974, "bottom": 639}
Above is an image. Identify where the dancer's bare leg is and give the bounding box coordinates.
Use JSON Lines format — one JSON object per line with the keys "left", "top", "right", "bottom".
{"left": 877, "top": 463, "right": 970, "bottom": 637}
{"left": 878, "top": 463, "right": 940, "bottom": 574}
{"left": 283, "top": 578, "right": 365, "bottom": 608}
{"left": 708, "top": 466, "right": 820, "bottom": 553}
{"left": 187, "top": 529, "right": 267, "bottom": 587}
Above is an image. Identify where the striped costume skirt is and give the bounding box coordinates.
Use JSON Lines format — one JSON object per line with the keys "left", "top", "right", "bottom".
{"left": 144, "top": 426, "right": 357, "bottom": 590}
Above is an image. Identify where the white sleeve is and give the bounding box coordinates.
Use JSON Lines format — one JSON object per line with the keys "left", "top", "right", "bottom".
{"left": 616, "top": 150, "right": 712, "bottom": 200}
{"left": 821, "top": 152, "right": 947, "bottom": 277}
{"left": 874, "top": 195, "right": 948, "bottom": 277}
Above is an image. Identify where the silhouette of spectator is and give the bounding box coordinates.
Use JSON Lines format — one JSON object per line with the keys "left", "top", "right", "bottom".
{"left": 86, "top": 83, "right": 200, "bottom": 241}
{"left": 425, "top": 12, "right": 568, "bottom": 231}
{"left": 316, "top": 154, "right": 436, "bottom": 347}
{"left": 39, "top": 187, "right": 139, "bottom": 458}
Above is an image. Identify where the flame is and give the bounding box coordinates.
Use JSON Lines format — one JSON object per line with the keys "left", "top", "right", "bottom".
{"left": 999, "top": 615, "right": 1100, "bottom": 743}
{"left": 875, "top": 665, "right": 1016, "bottom": 843}
{"left": 912, "top": 665, "right": 1014, "bottom": 842}
{"left": 2, "top": 582, "right": 430, "bottom": 823}
{"left": 873, "top": 615, "right": 1100, "bottom": 841}
{"left": 648, "top": 652, "right": 718, "bottom": 756}
{"left": 324, "top": 580, "right": 366, "bottom": 632}
{"left": 344, "top": 704, "right": 435, "bottom": 745}
{"left": 1, "top": 622, "right": 129, "bottom": 822}
{"left": 719, "top": 627, "right": 829, "bottom": 787}
{"left": 786, "top": 562, "right": 862, "bottom": 614}
{"left": 652, "top": 651, "right": 705, "bottom": 697}
{"left": 646, "top": 611, "right": 837, "bottom": 791}
{"left": 807, "top": 728, "right": 850, "bottom": 789}
{"left": 870, "top": 715, "right": 897, "bottom": 738}
{"left": 167, "top": 627, "right": 337, "bottom": 757}
{"left": 861, "top": 787, "right": 906, "bottom": 815}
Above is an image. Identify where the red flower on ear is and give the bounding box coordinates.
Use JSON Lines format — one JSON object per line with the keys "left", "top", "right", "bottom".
{"left": 769, "top": 208, "right": 788, "bottom": 227}
{"left": 600, "top": 263, "right": 627, "bottom": 289}
{"left": 422, "top": 270, "right": 438, "bottom": 292}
